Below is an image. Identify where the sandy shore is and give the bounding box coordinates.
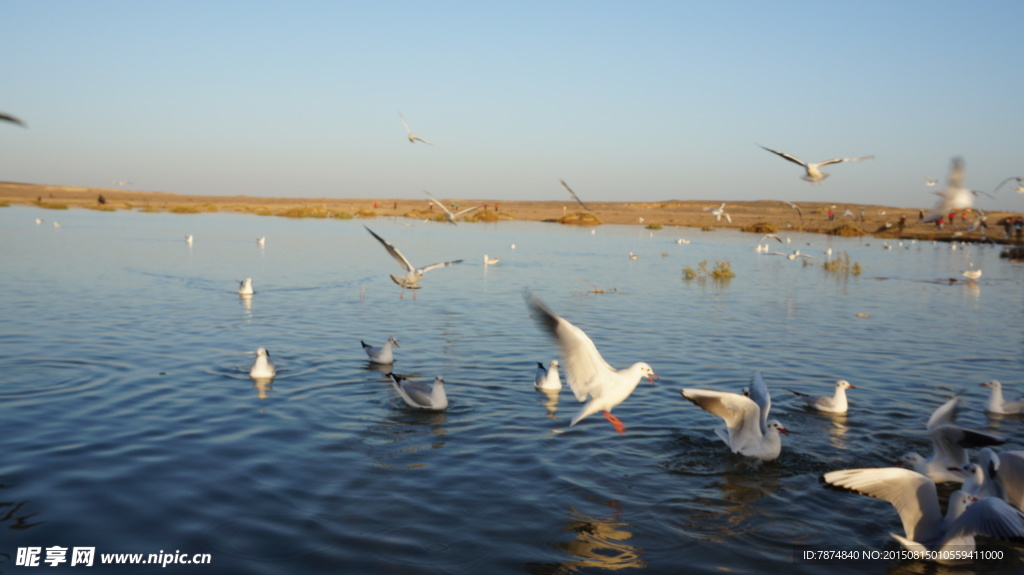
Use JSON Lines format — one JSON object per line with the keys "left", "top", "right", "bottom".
{"left": 2, "top": 180, "right": 1021, "bottom": 244}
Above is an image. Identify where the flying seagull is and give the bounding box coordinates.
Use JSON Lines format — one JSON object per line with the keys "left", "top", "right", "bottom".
{"left": 993, "top": 176, "right": 1023, "bottom": 195}
{"left": 758, "top": 144, "right": 874, "bottom": 183}
{"left": 423, "top": 191, "right": 484, "bottom": 224}
{"left": 0, "top": 112, "right": 26, "bottom": 127}
{"left": 923, "top": 157, "right": 993, "bottom": 223}
{"left": 924, "top": 176, "right": 937, "bottom": 187}
{"left": 785, "top": 201, "right": 803, "bottom": 219}
{"left": 703, "top": 202, "right": 731, "bottom": 223}
{"left": 364, "top": 226, "right": 463, "bottom": 298}
{"left": 399, "top": 113, "right": 434, "bottom": 145}
{"left": 559, "top": 180, "right": 592, "bottom": 211}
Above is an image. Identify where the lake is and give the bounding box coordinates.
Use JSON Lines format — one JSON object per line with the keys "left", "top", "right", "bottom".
{"left": 2, "top": 205, "right": 1022, "bottom": 574}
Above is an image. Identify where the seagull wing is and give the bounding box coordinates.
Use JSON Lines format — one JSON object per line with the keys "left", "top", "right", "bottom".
{"left": 453, "top": 204, "right": 486, "bottom": 218}
{"left": 759, "top": 145, "right": 807, "bottom": 167}
{"left": 364, "top": 226, "right": 415, "bottom": 272}
{"left": 748, "top": 371, "right": 771, "bottom": 433}
{"left": 680, "top": 389, "right": 763, "bottom": 452}
{"left": 526, "top": 293, "right": 615, "bottom": 402}
{"left": 993, "top": 176, "right": 1022, "bottom": 195}
{"left": 723, "top": 211, "right": 732, "bottom": 223}
{"left": 927, "top": 396, "right": 961, "bottom": 430}
{"left": 930, "top": 424, "right": 1005, "bottom": 469}
{"left": 398, "top": 113, "right": 413, "bottom": 135}
{"left": 560, "top": 179, "right": 591, "bottom": 211}
{"left": 423, "top": 191, "right": 455, "bottom": 217}
{"left": 817, "top": 155, "right": 875, "bottom": 167}
{"left": 946, "top": 157, "right": 965, "bottom": 190}
{"left": 418, "top": 259, "right": 463, "bottom": 274}
{"left": 944, "top": 497, "right": 1024, "bottom": 544}
{"left": 785, "top": 202, "right": 803, "bottom": 219}
{"left": 823, "top": 467, "right": 943, "bottom": 543}
{"left": 0, "top": 112, "right": 26, "bottom": 127}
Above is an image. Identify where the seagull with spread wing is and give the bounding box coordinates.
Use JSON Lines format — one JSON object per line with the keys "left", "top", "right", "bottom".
{"left": 423, "top": 191, "right": 484, "bottom": 224}
{"left": 923, "top": 157, "right": 993, "bottom": 223}
{"left": 399, "top": 113, "right": 434, "bottom": 145}
{"left": 758, "top": 144, "right": 874, "bottom": 183}
{"left": 364, "top": 226, "right": 463, "bottom": 298}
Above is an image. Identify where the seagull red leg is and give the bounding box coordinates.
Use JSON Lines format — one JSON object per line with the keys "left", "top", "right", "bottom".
{"left": 603, "top": 411, "right": 626, "bottom": 434}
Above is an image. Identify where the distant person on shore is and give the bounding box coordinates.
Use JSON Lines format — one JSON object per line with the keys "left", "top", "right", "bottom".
{"left": 948, "top": 211, "right": 957, "bottom": 228}
{"left": 860, "top": 210, "right": 865, "bottom": 222}
{"left": 898, "top": 215, "right": 906, "bottom": 232}
{"left": 918, "top": 209, "right": 924, "bottom": 222}
{"left": 828, "top": 209, "right": 834, "bottom": 221}
{"left": 98, "top": 194, "right": 106, "bottom": 205}
{"left": 935, "top": 216, "right": 944, "bottom": 230}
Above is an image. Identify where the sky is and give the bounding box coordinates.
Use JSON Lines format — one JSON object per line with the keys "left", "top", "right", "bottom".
{"left": 3, "top": 1, "right": 1023, "bottom": 211}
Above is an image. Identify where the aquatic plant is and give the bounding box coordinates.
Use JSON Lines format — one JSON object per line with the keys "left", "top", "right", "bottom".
{"left": 828, "top": 223, "right": 864, "bottom": 237}
{"left": 700, "top": 225, "right": 714, "bottom": 232}
{"left": 822, "top": 251, "right": 862, "bottom": 276}
{"left": 35, "top": 202, "right": 69, "bottom": 210}
{"left": 282, "top": 205, "right": 330, "bottom": 218}
{"left": 645, "top": 223, "right": 663, "bottom": 230}
{"left": 169, "top": 205, "right": 201, "bottom": 214}
{"left": 354, "top": 208, "right": 377, "bottom": 219}
{"left": 683, "top": 259, "right": 735, "bottom": 282}
{"left": 558, "top": 212, "right": 602, "bottom": 226}
{"left": 741, "top": 222, "right": 777, "bottom": 234}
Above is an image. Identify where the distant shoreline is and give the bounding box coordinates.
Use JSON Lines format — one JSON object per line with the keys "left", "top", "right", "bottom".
{"left": 2, "top": 180, "right": 1021, "bottom": 244}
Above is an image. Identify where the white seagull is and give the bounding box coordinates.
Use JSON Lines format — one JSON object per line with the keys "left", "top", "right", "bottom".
{"left": 35, "top": 218, "right": 43, "bottom": 224}
{"left": 962, "top": 449, "right": 1024, "bottom": 510}
{"left": 238, "top": 278, "right": 254, "bottom": 296}
{"left": 824, "top": 467, "right": 1024, "bottom": 562}
{"left": 758, "top": 144, "right": 874, "bottom": 183}
{"left": 981, "top": 380, "right": 1024, "bottom": 415}
{"left": 249, "top": 347, "right": 276, "bottom": 379}
{"left": 681, "top": 371, "right": 788, "bottom": 461}
{"left": 789, "top": 379, "right": 855, "bottom": 414}
{"left": 785, "top": 201, "right": 803, "bottom": 219}
{"left": 364, "top": 226, "right": 463, "bottom": 297}
{"left": 962, "top": 268, "right": 982, "bottom": 281}
{"left": 924, "top": 157, "right": 993, "bottom": 223}
{"left": 534, "top": 360, "right": 562, "bottom": 391}
{"left": 423, "top": 191, "right": 484, "bottom": 225}
{"left": 768, "top": 249, "right": 813, "bottom": 260}
{"left": 759, "top": 233, "right": 784, "bottom": 244}
{"left": 399, "top": 113, "right": 434, "bottom": 145}
{"left": 483, "top": 254, "right": 500, "bottom": 266}
{"left": 185, "top": 234, "right": 193, "bottom": 245}
{"left": 362, "top": 336, "right": 399, "bottom": 364}
{"left": 257, "top": 236, "right": 266, "bottom": 246}
{"left": 388, "top": 373, "right": 448, "bottom": 410}
{"left": 525, "top": 293, "right": 657, "bottom": 433}
{"left": 924, "top": 176, "right": 938, "bottom": 187}
{"left": 899, "top": 396, "right": 1005, "bottom": 483}
{"left": 704, "top": 202, "right": 731, "bottom": 223}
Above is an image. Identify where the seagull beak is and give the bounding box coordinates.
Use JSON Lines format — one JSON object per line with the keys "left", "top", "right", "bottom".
{"left": 778, "top": 427, "right": 790, "bottom": 435}
{"left": 980, "top": 382, "right": 989, "bottom": 387}
{"left": 647, "top": 373, "right": 659, "bottom": 385}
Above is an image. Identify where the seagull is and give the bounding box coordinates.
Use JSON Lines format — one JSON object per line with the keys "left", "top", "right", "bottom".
{"left": 962, "top": 268, "right": 982, "bottom": 281}
{"left": 768, "top": 249, "right": 813, "bottom": 260}
{"left": 249, "top": 347, "right": 276, "bottom": 379}
{"left": 35, "top": 218, "right": 43, "bottom": 225}
{"left": 704, "top": 203, "right": 731, "bottom": 223}
{"left": 823, "top": 467, "right": 1024, "bottom": 561}
{"left": 534, "top": 360, "right": 562, "bottom": 391}
{"left": 899, "top": 396, "right": 1005, "bottom": 483}
{"left": 981, "top": 380, "right": 1024, "bottom": 415}
{"left": 675, "top": 238, "right": 689, "bottom": 245}
{"left": 0, "top": 112, "right": 26, "bottom": 127}
{"left": 628, "top": 252, "right": 638, "bottom": 260}
{"left": 238, "top": 278, "right": 254, "bottom": 296}
{"left": 789, "top": 379, "right": 855, "bottom": 414}
{"left": 113, "top": 180, "right": 133, "bottom": 187}
{"left": 364, "top": 226, "right": 463, "bottom": 298}
{"left": 362, "top": 336, "right": 399, "bottom": 364}
{"left": 924, "top": 176, "right": 938, "bottom": 187}
{"left": 53, "top": 222, "right": 61, "bottom": 228}
{"left": 923, "top": 157, "right": 993, "bottom": 223}
{"left": 758, "top": 144, "right": 874, "bottom": 183}
{"left": 388, "top": 373, "right": 448, "bottom": 410}
{"left": 525, "top": 292, "right": 657, "bottom": 433}
{"left": 423, "top": 191, "right": 484, "bottom": 224}
{"left": 257, "top": 236, "right": 266, "bottom": 246}
{"left": 681, "top": 371, "right": 788, "bottom": 461}
{"left": 483, "top": 254, "right": 500, "bottom": 266}
{"left": 559, "top": 179, "right": 591, "bottom": 211}
{"left": 398, "top": 113, "right": 434, "bottom": 145}
{"left": 760, "top": 233, "right": 784, "bottom": 244}
{"left": 962, "top": 449, "right": 1024, "bottom": 510}
{"left": 785, "top": 201, "right": 803, "bottom": 219}
{"left": 185, "top": 234, "right": 193, "bottom": 245}
{"left": 993, "top": 176, "right": 1023, "bottom": 195}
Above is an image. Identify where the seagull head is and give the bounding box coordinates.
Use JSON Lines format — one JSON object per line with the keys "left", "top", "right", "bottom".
{"left": 767, "top": 420, "right": 789, "bottom": 435}
{"left": 388, "top": 337, "right": 400, "bottom": 348}
{"left": 837, "top": 380, "right": 855, "bottom": 390}
{"left": 980, "top": 380, "right": 1000, "bottom": 390}
{"left": 637, "top": 362, "right": 658, "bottom": 384}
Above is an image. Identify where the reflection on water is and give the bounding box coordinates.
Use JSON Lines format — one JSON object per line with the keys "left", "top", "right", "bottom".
{"left": 251, "top": 377, "right": 273, "bottom": 400}
{"left": 539, "top": 388, "right": 560, "bottom": 419}
{"left": 1, "top": 207, "right": 1022, "bottom": 574}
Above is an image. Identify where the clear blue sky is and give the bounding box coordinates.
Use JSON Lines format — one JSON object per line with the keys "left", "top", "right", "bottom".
{"left": 3, "top": 1, "right": 1023, "bottom": 211}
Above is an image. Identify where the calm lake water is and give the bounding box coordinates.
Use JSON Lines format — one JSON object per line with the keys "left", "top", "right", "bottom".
{"left": 2, "top": 205, "right": 1022, "bottom": 574}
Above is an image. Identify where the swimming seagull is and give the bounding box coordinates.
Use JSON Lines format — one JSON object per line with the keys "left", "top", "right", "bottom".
{"left": 534, "top": 360, "right": 562, "bottom": 391}
{"left": 823, "top": 467, "right": 1024, "bottom": 561}
{"left": 898, "top": 396, "right": 1005, "bottom": 483}
{"left": 257, "top": 236, "right": 266, "bottom": 246}
{"left": 35, "top": 218, "right": 43, "bottom": 224}
{"left": 923, "top": 157, "right": 993, "bottom": 223}
{"left": 789, "top": 379, "right": 855, "bottom": 414}
{"left": 185, "top": 234, "right": 193, "bottom": 245}
{"left": 993, "top": 176, "right": 1023, "bottom": 195}
{"left": 961, "top": 268, "right": 982, "bottom": 281}
{"left": 758, "top": 144, "right": 874, "bottom": 183}
{"left": 681, "top": 371, "right": 788, "bottom": 461}
{"left": 423, "top": 191, "right": 484, "bottom": 225}
{"left": 388, "top": 373, "right": 448, "bottom": 410}
{"left": 704, "top": 202, "right": 731, "bottom": 223}
{"left": 560, "top": 180, "right": 591, "bottom": 211}
{"left": 0, "top": 112, "right": 26, "bottom": 127}
{"left": 238, "top": 278, "right": 254, "bottom": 296}
{"left": 981, "top": 380, "right": 1024, "bottom": 415}
{"left": 364, "top": 226, "right": 463, "bottom": 298}
{"left": 483, "top": 254, "right": 500, "bottom": 266}
{"left": 249, "top": 347, "right": 276, "bottom": 379}
{"left": 524, "top": 292, "right": 657, "bottom": 433}
{"left": 362, "top": 336, "right": 399, "bottom": 364}
{"left": 398, "top": 113, "right": 434, "bottom": 145}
